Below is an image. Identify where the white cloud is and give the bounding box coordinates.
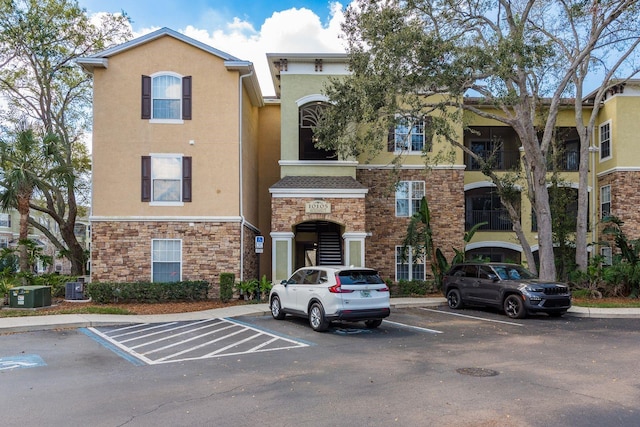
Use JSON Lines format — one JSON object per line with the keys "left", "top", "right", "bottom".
{"left": 129, "top": 3, "right": 348, "bottom": 96}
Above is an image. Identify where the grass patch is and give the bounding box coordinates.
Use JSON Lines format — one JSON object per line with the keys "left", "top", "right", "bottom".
{"left": 572, "top": 298, "right": 640, "bottom": 309}
{"left": 0, "top": 306, "right": 132, "bottom": 317}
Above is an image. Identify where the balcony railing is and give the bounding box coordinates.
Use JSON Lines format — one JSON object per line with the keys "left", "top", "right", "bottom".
{"left": 465, "top": 149, "right": 579, "bottom": 172}
{"left": 547, "top": 150, "right": 579, "bottom": 171}
{"left": 465, "top": 150, "right": 521, "bottom": 171}
{"left": 466, "top": 209, "right": 513, "bottom": 231}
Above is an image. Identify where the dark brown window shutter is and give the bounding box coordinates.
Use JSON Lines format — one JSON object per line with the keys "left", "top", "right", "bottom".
{"left": 388, "top": 126, "right": 395, "bottom": 151}
{"left": 141, "top": 156, "right": 151, "bottom": 201}
{"left": 182, "top": 156, "right": 192, "bottom": 202}
{"left": 141, "top": 75, "right": 151, "bottom": 119}
{"left": 182, "top": 76, "right": 192, "bottom": 120}
{"left": 424, "top": 116, "right": 433, "bottom": 151}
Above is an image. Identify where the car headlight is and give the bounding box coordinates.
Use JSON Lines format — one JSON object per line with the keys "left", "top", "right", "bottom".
{"left": 525, "top": 285, "right": 544, "bottom": 293}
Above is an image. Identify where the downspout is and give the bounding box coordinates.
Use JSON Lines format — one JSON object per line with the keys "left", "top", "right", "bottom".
{"left": 589, "top": 141, "right": 599, "bottom": 256}
{"left": 238, "top": 70, "right": 253, "bottom": 282}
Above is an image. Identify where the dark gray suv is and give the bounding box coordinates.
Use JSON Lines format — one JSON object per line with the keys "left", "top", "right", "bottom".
{"left": 442, "top": 263, "right": 571, "bottom": 318}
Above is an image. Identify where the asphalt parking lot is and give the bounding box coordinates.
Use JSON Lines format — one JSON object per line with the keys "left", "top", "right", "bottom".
{"left": 2, "top": 306, "right": 639, "bottom": 426}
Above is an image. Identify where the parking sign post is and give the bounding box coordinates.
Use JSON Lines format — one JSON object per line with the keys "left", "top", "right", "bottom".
{"left": 255, "top": 235, "right": 264, "bottom": 253}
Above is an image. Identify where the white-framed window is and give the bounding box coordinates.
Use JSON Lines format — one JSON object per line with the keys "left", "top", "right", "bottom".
{"left": 152, "top": 155, "right": 182, "bottom": 202}
{"left": 0, "top": 213, "right": 10, "bottom": 228}
{"left": 141, "top": 154, "right": 192, "bottom": 205}
{"left": 600, "top": 185, "right": 611, "bottom": 219}
{"left": 396, "top": 181, "right": 425, "bottom": 217}
{"left": 395, "top": 246, "right": 425, "bottom": 281}
{"left": 141, "top": 73, "right": 192, "bottom": 123}
{"left": 601, "top": 247, "right": 613, "bottom": 266}
{"left": 393, "top": 116, "right": 432, "bottom": 153}
{"left": 0, "top": 236, "right": 8, "bottom": 248}
{"left": 152, "top": 239, "right": 182, "bottom": 283}
{"left": 599, "top": 121, "right": 611, "bottom": 160}
{"left": 152, "top": 74, "right": 182, "bottom": 120}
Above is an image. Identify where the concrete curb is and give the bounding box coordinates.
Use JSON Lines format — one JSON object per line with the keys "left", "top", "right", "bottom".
{"left": 1, "top": 298, "right": 638, "bottom": 334}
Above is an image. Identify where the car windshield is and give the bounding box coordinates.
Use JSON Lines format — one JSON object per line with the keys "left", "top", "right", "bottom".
{"left": 338, "top": 271, "right": 384, "bottom": 284}
{"left": 492, "top": 265, "right": 536, "bottom": 280}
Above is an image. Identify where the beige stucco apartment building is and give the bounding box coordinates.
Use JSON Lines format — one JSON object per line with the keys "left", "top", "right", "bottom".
{"left": 79, "top": 28, "right": 640, "bottom": 293}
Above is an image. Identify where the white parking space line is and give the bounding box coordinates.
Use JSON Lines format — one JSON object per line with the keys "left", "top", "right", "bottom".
{"left": 108, "top": 322, "right": 179, "bottom": 338}
{"left": 140, "top": 324, "right": 237, "bottom": 355}
{"left": 128, "top": 320, "right": 226, "bottom": 349}
{"left": 154, "top": 327, "right": 247, "bottom": 362}
{"left": 87, "top": 317, "right": 310, "bottom": 365}
{"left": 122, "top": 319, "right": 219, "bottom": 344}
{"left": 203, "top": 332, "right": 262, "bottom": 357}
{"left": 419, "top": 308, "right": 524, "bottom": 326}
{"left": 383, "top": 320, "right": 443, "bottom": 334}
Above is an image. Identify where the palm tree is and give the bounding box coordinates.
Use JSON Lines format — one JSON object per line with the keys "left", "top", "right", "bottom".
{"left": 0, "top": 124, "right": 55, "bottom": 273}
{"left": 403, "top": 196, "right": 487, "bottom": 290}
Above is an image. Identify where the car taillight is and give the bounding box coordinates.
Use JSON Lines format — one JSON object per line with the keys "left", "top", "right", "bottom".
{"left": 378, "top": 286, "right": 389, "bottom": 292}
{"left": 328, "top": 284, "right": 354, "bottom": 293}
{"left": 329, "top": 276, "right": 353, "bottom": 293}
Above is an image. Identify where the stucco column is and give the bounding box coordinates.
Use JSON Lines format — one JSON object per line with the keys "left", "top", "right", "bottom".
{"left": 343, "top": 232, "right": 367, "bottom": 267}
{"left": 271, "top": 231, "right": 294, "bottom": 282}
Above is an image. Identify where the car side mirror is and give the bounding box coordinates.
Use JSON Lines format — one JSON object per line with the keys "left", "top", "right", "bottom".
{"left": 280, "top": 279, "right": 288, "bottom": 286}
{"left": 488, "top": 274, "right": 499, "bottom": 282}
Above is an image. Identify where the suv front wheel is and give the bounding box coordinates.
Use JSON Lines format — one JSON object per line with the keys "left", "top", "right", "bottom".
{"left": 446, "top": 288, "right": 464, "bottom": 309}
{"left": 365, "top": 319, "right": 382, "bottom": 328}
{"left": 270, "top": 295, "right": 286, "bottom": 320}
{"left": 504, "top": 294, "right": 526, "bottom": 319}
{"left": 309, "top": 302, "right": 330, "bottom": 332}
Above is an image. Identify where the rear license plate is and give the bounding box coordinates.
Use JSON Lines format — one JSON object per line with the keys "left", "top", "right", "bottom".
{"left": 360, "top": 290, "right": 371, "bottom": 298}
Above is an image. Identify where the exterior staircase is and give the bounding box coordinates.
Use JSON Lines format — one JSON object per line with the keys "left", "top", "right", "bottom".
{"left": 317, "top": 231, "right": 343, "bottom": 265}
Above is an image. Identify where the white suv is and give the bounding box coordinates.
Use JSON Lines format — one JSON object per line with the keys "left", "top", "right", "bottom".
{"left": 269, "top": 266, "right": 391, "bottom": 332}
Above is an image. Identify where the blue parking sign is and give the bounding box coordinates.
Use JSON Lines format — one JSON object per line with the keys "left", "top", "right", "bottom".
{"left": 255, "top": 235, "right": 264, "bottom": 250}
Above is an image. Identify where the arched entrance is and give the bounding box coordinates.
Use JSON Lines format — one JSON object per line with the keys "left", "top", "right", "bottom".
{"left": 294, "top": 220, "right": 343, "bottom": 269}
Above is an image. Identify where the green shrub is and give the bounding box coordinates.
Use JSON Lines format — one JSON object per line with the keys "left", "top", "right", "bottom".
{"left": 219, "top": 273, "right": 235, "bottom": 302}
{"left": 390, "top": 279, "right": 435, "bottom": 297}
{"left": 31, "top": 274, "right": 79, "bottom": 298}
{"left": 237, "top": 278, "right": 259, "bottom": 300}
{"left": 235, "top": 275, "right": 272, "bottom": 302}
{"left": 258, "top": 275, "right": 272, "bottom": 296}
{"left": 86, "top": 281, "right": 210, "bottom": 304}
{"left": 571, "top": 289, "right": 591, "bottom": 298}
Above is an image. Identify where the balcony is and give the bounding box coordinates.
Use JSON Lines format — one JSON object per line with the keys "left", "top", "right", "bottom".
{"left": 466, "top": 208, "right": 513, "bottom": 231}
{"left": 548, "top": 150, "right": 579, "bottom": 172}
{"left": 465, "top": 149, "right": 521, "bottom": 171}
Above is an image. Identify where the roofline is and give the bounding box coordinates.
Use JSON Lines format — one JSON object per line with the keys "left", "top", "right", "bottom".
{"left": 225, "top": 60, "right": 263, "bottom": 106}
{"left": 266, "top": 52, "right": 349, "bottom": 98}
{"left": 464, "top": 96, "right": 584, "bottom": 107}
{"left": 78, "top": 27, "right": 240, "bottom": 70}
{"left": 76, "top": 27, "right": 263, "bottom": 106}
{"left": 266, "top": 52, "right": 349, "bottom": 62}
{"left": 582, "top": 79, "right": 640, "bottom": 103}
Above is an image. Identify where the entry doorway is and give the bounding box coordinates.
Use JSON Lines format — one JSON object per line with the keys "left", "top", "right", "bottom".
{"left": 294, "top": 221, "right": 343, "bottom": 269}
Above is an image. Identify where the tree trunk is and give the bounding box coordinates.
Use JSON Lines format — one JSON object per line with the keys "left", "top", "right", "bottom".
{"left": 533, "top": 174, "right": 557, "bottom": 280}
{"left": 575, "top": 127, "right": 590, "bottom": 271}
{"left": 511, "top": 214, "right": 538, "bottom": 276}
{"left": 17, "top": 192, "right": 31, "bottom": 274}
{"left": 60, "top": 224, "right": 86, "bottom": 275}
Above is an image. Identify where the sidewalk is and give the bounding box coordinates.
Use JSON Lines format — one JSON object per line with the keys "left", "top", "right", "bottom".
{"left": 1, "top": 297, "right": 638, "bottom": 334}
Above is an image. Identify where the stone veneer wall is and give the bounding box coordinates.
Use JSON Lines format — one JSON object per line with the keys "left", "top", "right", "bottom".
{"left": 91, "top": 221, "right": 243, "bottom": 298}
{"left": 271, "top": 197, "right": 366, "bottom": 233}
{"left": 598, "top": 171, "right": 640, "bottom": 249}
{"left": 357, "top": 168, "right": 465, "bottom": 281}
{"left": 243, "top": 223, "right": 260, "bottom": 281}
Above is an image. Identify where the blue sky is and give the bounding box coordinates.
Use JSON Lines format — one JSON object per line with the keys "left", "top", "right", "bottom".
{"left": 79, "top": 1, "right": 338, "bottom": 32}
{"left": 78, "top": 1, "right": 348, "bottom": 96}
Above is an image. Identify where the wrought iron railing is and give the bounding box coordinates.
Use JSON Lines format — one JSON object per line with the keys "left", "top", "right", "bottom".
{"left": 465, "top": 150, "right": 521, "bottom": 171}
{"left": 547, "top": 150, "right": 579, "bottom": 171}
{"left": 466, "top": 209, "right": 513, "bottom": 231}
